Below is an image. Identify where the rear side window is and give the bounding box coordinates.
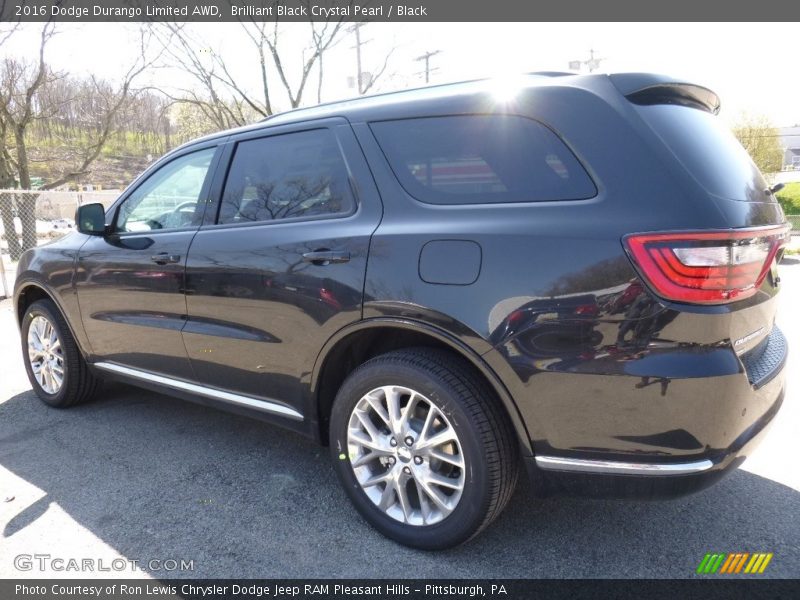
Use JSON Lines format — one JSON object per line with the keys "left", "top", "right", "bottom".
{"left": 218, "top": 129, "right": 354, "bottom": 225}
{"left": 370, "top": 115, "right": 596, "bottom": 204}
{"left": 634, "top": 104, "right": 770, "bottom": 203}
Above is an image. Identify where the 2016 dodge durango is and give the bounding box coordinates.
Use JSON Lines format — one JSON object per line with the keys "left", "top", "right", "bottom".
{"left": 14, "top": 72, "right": 789, "bottom": 549}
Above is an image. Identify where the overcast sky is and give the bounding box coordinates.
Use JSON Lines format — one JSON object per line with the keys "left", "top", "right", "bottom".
{"left": 3, "top": 22, "right": 799, "bottom": 126}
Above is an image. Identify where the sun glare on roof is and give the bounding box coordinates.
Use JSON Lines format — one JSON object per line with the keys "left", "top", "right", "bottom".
{"left": 489, "top": 74, "right": 527, "bottom": 104}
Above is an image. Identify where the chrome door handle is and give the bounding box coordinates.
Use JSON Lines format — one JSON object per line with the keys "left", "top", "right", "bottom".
{"left": 302, "top": 250, "right": 350, "bottom": 266}
{"left": 151, "top": 253, "right": 181, "bottom": 265}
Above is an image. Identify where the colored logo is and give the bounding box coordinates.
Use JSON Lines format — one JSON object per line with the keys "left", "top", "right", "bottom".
{"left": 697, "top": 552, "right": 773, "bottom": 574}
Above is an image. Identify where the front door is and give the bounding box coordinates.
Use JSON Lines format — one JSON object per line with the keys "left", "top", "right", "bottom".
{"left": 75, "top": 146, "right": 219, "bottom": 378}
{"left": 182, "top": 122, "right": 382, "bottom": 416}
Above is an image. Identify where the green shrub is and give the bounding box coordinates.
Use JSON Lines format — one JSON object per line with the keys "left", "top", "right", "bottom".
{"left": 776, "top": 182, "right": 800, "bottom": 215}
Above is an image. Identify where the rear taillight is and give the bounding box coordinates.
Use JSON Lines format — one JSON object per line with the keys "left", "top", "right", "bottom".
{"left": 623, "top": 225, "right": 790, "bottom": 305}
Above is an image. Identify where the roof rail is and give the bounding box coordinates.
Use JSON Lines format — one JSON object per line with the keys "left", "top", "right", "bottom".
{"left": 260, "top": 72, "right": 578, "bottom": 123}
{"left": 260, "top": 76, "right": 491, "bottom": 123}
{"left": 526, "top": 71, "right": 575, "bottom": 77}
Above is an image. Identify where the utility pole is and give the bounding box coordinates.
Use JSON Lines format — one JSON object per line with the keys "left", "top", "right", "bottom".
{"left": 415, "top": 50, "right": 441, "bottom": 84}
{"left": 568, "top": 48, "right": 604, "bottom": 73}
{"left": 349, "top": 23, "right": 371, "bottom": 94}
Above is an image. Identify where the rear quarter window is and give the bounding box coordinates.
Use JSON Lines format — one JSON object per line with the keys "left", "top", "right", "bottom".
{"left": 634, "top": 104, "right": 771, "bottom": 203}
{"left": 370, "top": 115, "right": 596, "bottom": 205}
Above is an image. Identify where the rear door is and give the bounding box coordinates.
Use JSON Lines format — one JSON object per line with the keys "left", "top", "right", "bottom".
{"left": 76, "top": 144, "right": 221, "bottom": 378}
{"left": 182, "top": 119, "right": 382, "bottom": 418}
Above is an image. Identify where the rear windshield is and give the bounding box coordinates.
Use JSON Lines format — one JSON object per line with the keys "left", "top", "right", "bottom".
{"left": 634, "top": 104, "right": 771, "bottom": 203}
{"left": 370, "top": 115, "right": 596, "bottom": 205}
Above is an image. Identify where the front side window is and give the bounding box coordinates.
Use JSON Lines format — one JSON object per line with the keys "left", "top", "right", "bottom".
{"left": 116, "top": 148, "right": 216, "bottom": 233}
{"left": 370, "top": 115, "right": 596, "bottom": 205}
{"left": 218, "top": 129, "right": 355, "bottom": 225}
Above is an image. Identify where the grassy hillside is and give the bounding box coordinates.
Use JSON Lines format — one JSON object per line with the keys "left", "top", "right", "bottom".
{"left": 24, "top": 128, "right": 164, "bottom": 190}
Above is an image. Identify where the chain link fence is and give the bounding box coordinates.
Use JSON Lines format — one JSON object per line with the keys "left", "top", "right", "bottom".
{"left": 787, "top": 214, "right": 800, "bottom": 235}
{"left": 0, "top": 189, "right": 119, "bottom": 298}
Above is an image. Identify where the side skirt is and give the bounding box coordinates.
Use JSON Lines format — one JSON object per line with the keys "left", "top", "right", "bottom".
{"left": 93, "top": 362, "right": 304, "bottom": 421}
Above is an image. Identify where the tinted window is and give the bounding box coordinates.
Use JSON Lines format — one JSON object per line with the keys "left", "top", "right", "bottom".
{"left": 370, "top": 115, "right": 596, "bottom": 204}
{"left": 117, "top": 148, "right": 215, "bottom": 232}
{"left": 635, "top": 104, "right": 770, "bottom": 203}
{"left": 219, "top": 129, "right": 354, "bottom": 224}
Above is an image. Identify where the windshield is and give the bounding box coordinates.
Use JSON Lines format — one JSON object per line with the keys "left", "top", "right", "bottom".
{"left": 635, "top": 104, "right": 772, "bottom": 203}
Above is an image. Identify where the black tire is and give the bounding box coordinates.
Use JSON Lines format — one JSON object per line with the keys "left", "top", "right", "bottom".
{"left": 330, "top": 347, "right": 518, "bottom": 549}
{"left": 20, "top": 299, "right": 99, "bottom": 408}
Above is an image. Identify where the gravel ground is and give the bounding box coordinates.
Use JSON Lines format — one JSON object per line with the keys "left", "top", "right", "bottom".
{"left": 1, "top": 259, "right": 798, "bottom": 579}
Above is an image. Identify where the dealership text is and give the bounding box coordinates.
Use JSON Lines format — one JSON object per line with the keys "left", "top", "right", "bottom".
{"left": 230, "top": 5, "right": 429, "bottom": 18}
{"left": 15, "top": 5, "right": 221, "bottom": 18}
{"left": 14, "top": 554, "right": 194, "bottom": 572}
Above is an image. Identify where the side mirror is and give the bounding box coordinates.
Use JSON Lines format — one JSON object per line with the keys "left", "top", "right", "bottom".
{"left": 769, "top": 183, "right": 785, "bottom": 195}
{"left": 76, "top": 203, "right": 107, "bottom": 235}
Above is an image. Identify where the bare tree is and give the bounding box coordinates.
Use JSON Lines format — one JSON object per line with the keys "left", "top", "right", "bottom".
{"left": 0, "top": 24, "right": 57, "bottom": 254}
{"left": 0, "top": 24, "right": 156, "bottom": 255}
{"left": 42, "top": 32, "right": 156, "bottom": 189}
{"left": 0, "top": 23, "right": 57, "bottom": 190}
{"left": 152, "top": 16, "right": 348, "bottom": 127}
{"left": 149, "top": 24, "right": 254, "bottom": 130}
{"left": 255, "top": 18, "right": 347, "bottom": 109}
{"left": 358, "top": 45, "right": 393, "bottom": 95}
{"left": 0, "top": 21, "right": 19, "bottom": 49}
{"left": 1, "top": 25, "right": 156, "bottom": 189}
{"left": 0, "top": 17, "right": 22, "bottom": 258}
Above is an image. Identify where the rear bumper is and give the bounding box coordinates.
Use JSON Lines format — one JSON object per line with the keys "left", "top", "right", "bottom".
{"left": 510, "top": 322, "right": 788, "bottom": 499}
{"left": 525, "top": 377, "right": 785, "bottom": 499}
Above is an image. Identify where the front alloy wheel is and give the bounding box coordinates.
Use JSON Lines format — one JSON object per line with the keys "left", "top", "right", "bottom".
{"left": 27, "top": 315, "right": 65, "bottom": 394}
{"left": 21, "top": 298, "right": 99, "bottom": 408}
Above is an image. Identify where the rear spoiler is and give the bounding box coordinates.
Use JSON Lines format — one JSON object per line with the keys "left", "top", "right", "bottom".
{"left": 609, "top": 73, "right": 721, "bottom": 115}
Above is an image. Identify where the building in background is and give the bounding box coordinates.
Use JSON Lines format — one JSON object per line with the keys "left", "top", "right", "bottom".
{"left": 779, "top": 127, "right": 800, "bottom": 170}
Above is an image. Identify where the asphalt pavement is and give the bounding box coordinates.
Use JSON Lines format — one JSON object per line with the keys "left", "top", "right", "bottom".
{"left": 1, "top": 258, "right": 798, "bottom": 579}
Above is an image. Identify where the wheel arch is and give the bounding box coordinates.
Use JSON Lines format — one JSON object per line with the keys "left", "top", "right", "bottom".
{"left": 312, "top": 317, "right": 532, "bottom": 455}
{"left": 15, "top": 281, "right": 90, "bottom": 358}
{"left": 15, "top": 282, "right": 52, "bottom": 324}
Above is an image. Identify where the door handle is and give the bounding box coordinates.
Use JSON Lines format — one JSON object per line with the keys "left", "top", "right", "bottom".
{"left": 302, "top": 249, "right": 351, "bottom": 266}
{"left": 150, "top": 253, "right": 181, "bottom": 265}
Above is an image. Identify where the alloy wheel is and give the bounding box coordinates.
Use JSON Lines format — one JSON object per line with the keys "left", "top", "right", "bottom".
{"left": 346, "top": 385, "right": 465, "bottom": 526}
{"left": 27, "top": 315, "right": 65, "bottom": 394}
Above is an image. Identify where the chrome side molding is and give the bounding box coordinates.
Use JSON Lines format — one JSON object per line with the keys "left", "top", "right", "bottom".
{"left": 93, "top": 362, "right": 303, "bottom": 421}
{"left": 535, "top": 455, "right": 714, "bottom": 476}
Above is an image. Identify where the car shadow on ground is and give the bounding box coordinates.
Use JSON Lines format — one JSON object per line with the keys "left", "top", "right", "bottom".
{"left": 1, "top": 384, "right": 798, "bottom": 579}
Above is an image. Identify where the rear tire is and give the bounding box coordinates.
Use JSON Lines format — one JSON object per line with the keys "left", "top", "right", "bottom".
{"left": 21, "top": 299, "right": 99, "bottom": 408}
{"left": 330, "top": 347, "right": 518, "bottom": 549}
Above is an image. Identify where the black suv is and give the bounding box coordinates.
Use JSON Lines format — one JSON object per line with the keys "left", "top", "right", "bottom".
{"left": 14, "top": 73, "right": 789, "bottom": 549}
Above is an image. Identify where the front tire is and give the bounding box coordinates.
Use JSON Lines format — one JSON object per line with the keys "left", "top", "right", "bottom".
{"left": 21, "top": 299, "right": 99, "bottom": 408}
{"left": 330, "top": 348, "right": 518, "bottom": 549}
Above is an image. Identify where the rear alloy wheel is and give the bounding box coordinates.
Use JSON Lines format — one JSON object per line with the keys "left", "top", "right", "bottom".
{"left": 347, "top": 385, "right": 465, "bottom": 526}
{"left": 330, "top": 348, "right": 518, "bottom": 549}
{"left": 21, "top": 299, "right": 99, "bottom": 408}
